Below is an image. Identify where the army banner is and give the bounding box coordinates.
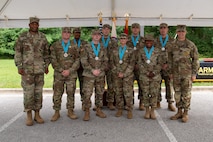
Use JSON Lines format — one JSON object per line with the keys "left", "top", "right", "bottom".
{"left": 196, "top": 60, "right": 213, "bottom": 81}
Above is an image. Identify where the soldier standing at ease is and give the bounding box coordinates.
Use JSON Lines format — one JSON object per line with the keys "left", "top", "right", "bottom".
{"left": 155, "top": 23, "right": 176, "bottom": 111}
{"left": 71, "top": 27, "right": 87, "bottom": 110}
{"left": 169, "top": 25, "right": 199, "bottom": 123}
{"left": 111, "top": 33, "right": 135, "bottom": 119}
{"left": 81, "top": 29, "right": 108, "bottom": 121}
{"left": 50, "top": 27, "right": 80, "bottom": 121}
{"left": 14, "top": 17, "right": 50, "bottom": 126}
{"left": 137, "top": 34, "right": 164, "bottom": 119}
{"left": 127, "top": 23, "right": 145, "bottom": 111}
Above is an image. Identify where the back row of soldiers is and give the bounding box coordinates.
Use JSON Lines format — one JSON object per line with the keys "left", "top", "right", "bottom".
{"left": 14, "top": 17, "right": 199, "bottom": 126}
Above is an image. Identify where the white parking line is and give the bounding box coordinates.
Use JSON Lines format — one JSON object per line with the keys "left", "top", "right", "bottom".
{"left": 156, "top": 111, "right": 178, "bottom": 142}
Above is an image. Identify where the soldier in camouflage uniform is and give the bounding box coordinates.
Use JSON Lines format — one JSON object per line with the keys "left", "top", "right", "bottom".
{"left": 80, "top": 29, "right": 108, "bottom": 121}
{"left": 126, "top": 23, "right": 145, "bottom": 111}
{"left": 100, "top": 24, "right": 117, "bottom": 110}
{"left": 169, "top": 25, "right": 199, "bottom": 123}
{"left": 111, "top": 33, "right": 135, "bottom": 119}
{"left": 71, "top": 27, "right": 87, "bottom": 110}
{"left": 14, "top": 17, "right": 50, "bottom": 126}
{"left": 155, "top": 23, "right": 176, "bottom": 111}
{"left": 50, "top": 27, "right": 80, "bottom": 121}
{"left": 137, "top": 34, "right": 165, "bottom": 119}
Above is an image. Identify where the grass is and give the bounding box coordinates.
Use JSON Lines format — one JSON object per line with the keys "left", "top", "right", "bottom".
{"left": 0, "top": 59, "right": 213, "bottom": 88}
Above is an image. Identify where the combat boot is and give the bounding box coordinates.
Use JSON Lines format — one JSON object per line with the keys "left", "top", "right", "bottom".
{"left": 107, "top": 102, "right": 115, "bottom": 110}
{"left": 34, "top": 110, "right": 44, "bottom": 124}
{"left": 168, "top": 103, "right": 176, "bottom": 112}
{"left": 115, "top": 109, "right": 123, "bottom": 117}
{"left": 170, "top": 108, "right": 183, "bottom": 120}
{"left": 83, "top": 109, "right": 90, "bottom": 121}
{"left": 26, "top": 110, "right": 33, "bottom": 126}
{"left": 127, "top": 110, "right": 133, "bottom": 119}
{"left": 96, "top": 107, "right": 107, "bottom": 118}
{"left": 51, "top": 110, "right": 60, "bottom": 122}
{"left": 67, "top": 109, "right": 78, "bottom": 119}
{"left": 144, "top": 107, "right": 150, "bottom": 119}
{"left": 139, "top": 100, "right": 145, "bottom": 111}
{"left": 182, "top": 110, "right": 189, "bottom": 123}
{"left": 157, "top": 102, "right": 161, "bottom": 109}
{"left": 150, "top": 107, "right": 156, "bottom": 119}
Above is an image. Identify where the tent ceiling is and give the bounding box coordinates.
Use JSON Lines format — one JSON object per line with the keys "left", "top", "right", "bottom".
{"left": 1, "top": 0, "right": 213, "bottom": 28}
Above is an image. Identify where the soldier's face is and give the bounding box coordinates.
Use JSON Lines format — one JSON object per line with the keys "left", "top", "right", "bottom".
{"left": 92, "top": 34, "right": 101, "bottom": 42}
{"left": 160, "top": 26, "right": 168, "bottom": 36}
{"left": 74, "top": 32, "right": 81, "bottom": 39}
{"left": 29, "top": 22, "right": 39, "bottom": 32}
{"left": 145, "top": 40, "right": 154, "bottom": 48}
{"left": 62, "top": 31, "right": 71, "bottom": 40}
{"left": 102, "top": 28, "right": 110, "bottom": 36}
{"left": 131, "top": 27, "right": 140, "bottom": 35}
{"left": 177, "top": 30, "right": 186, "bottom": 40}
{"left": 120, "top": 37, "right": 128, "bottom": 45}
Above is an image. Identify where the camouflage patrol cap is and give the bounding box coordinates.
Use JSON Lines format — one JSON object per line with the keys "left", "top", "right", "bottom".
{"left": 159, "top": 23, "right": 168, "bottom": 28}
{"left": 144, "top": 34, "right": 154, "bottom": 41}
{"left": 62, "top": 27, "right": 71, "bottom": 33}
{"left": 103, "top": 24, "right": 111, "bottom": 29}
{"left": 29, "top": 17, "right": 39, "bottom": 24}
{"left": 132, "top": 23, "right": 140, "bottom": 28}
{"left": 176, "top": 25, "right": 187, "bottom": 32}
{"left": 119, "top": 33, "right": 128, "bottom": 39}
{"left": 92, "top": 29, "right": 101, "bottom": 35}
{"left": 73, "top": 27, "right": 81, "bottom": 33}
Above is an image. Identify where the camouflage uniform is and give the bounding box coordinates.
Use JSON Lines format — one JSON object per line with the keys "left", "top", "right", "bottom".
{"left": 80, "top": 41, "right": 108, "bottom": 109}
{"left": 14, "top": 28, "right": 50, "bottom": 112}
{"left": 168, "top": 38, "right": 199, "bottom": 110}
{"left": 111, "top": 39, "right": 135, "bottom": 110}
{"left": 50, "top": 38, "right": 79, "bottom": 111}
{"left": 155, "top": 35, "right": 174, "bottom": 104}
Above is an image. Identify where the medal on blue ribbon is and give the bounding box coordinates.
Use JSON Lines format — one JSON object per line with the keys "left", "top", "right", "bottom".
{"left": 74, "top": 39, "right": 81, "bottom": 48}
{"left": 91, "top": 41, "right": 101, "bottom": 60}
{"left": 159, "top": 35, "right": 168, "bottom": 51}
{"left": 131, "top": 34, "right": 140, "bottom": 50}
{"left": 62, "top": 40, "right": 70, "bottom": 57}
{"left": 144, "top": 46, "right": 154, "bottom": 64}
{"left": 119, "top": 45, "right": 127, "bottom": 64}
{"left": 102, "top": 36, "right": 110, "bottom": 48}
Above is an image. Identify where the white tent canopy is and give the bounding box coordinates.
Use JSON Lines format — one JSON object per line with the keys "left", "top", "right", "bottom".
{"left": 1, "top": 0, "right": 213, "bottom": 28}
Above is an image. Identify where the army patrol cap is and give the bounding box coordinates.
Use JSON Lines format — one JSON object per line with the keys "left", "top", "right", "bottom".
{"left": 29, "top": 17, "right": 39, "bottom": 24}
{"left": 119, "top": 33, "right": 128, "bottom": 39}
{"left": 92, "top": 29, "right": 101, "bottom": 35}
{"left": 73, "top": 27, "right": 81, "bottom": 33}
{"left": 103, "top": 24, "right": 111, "bottom": 29}
{"left": 144, "top": 34, "right": 154, "bottom": 41}
{"left": 132, "top": 23, "right": 140, "bottom": 28}
{"left": 62, "top": 27, "right": 71, "bottom": 33}
{"left": 159, "top": 23, "right": 168, "bottom": 28}
{"left": 176, "top": 25, "right": 187, "bottom": 32}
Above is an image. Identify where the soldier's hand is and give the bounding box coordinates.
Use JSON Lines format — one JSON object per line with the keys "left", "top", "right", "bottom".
{"left": 169, "top": 74, "right": 173, "bottom": 80}
{"left": 148, "top": 72, "right": 155, "bottom": 78}
{"left": 118, "top": 72, "right": 124, "bottom": 78}
{"left": 18, "top": 69, "right": 25, "bottom": 75}
{"left": 162, "top": 64, "right": 168, "bottom": 70}
{"left": 134, "top": 64, "right": 139, "bottom": 71}
{"left": 62, "top": 70, "right": 70, "bottom": 77}
{"left": 191, "top": 75, "right": 196, "bottom": 82}
{"left": 92, "top": 69, "right": 100, "bottom": 76}
{"left": 45, "top": 67, "right": 49, "bottom": 74}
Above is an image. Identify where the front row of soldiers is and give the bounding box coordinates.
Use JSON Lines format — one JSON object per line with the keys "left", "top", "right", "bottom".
{"left": 14, "top": 17, "right": 199, "bottom": 126}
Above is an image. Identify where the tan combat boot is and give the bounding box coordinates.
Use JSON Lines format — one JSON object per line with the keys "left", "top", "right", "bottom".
{"left": 83, "top": 109, "right": 90, "bottom": 121}
{"left": 168, "top": 103, "right": 176, "bottom": 112}
{"left": 67, "top": 109, "right": 78, "bottom": 119}
{"left": 170, "top": 108, "right": 183, "bottom": 120}
{"left": 96, "top": 107, "right": 107, "bottom": 118}
{"left": 34, "top": 110, "right": 44, "bottom": 124}
{"left": 115, "top": 109, "right": 123, "bottom": 117}
{"left": 182, "top": 110, "right": 189, "bottom": 123}
{"left": 51, "top": 110, "right": 60, "bottom": 122}
{"left": 157, "top": 102, "right": 161, "bottom": 109}
{"left": 26, "top": 110, "right": 33, "bottom": 126}
{"left": 139, "top": 100, "right": 145, "bottom": 111}
{"left": 150, "top": 107, "right": 156, "bottom": 119}
{"left": 107, "top": 102, "right": 115, "bottom": 110}
{"left": 144, "top": 107, "right": 150, "bottom": 119}
{"left": 127, "top": 110, "right": 133, "bottom": 119}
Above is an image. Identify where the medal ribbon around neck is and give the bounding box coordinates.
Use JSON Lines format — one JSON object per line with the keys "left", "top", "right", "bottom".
{"left": 102, "top": 36, "right": 110, "bottom": 48}
{"left": 62, "top": 40, "right": 70, "bottom": 53}
{"left": 131, "top": 34, "right": 140, "bottom": 47}
{"left": 159, "top": 34, "right": 168, "bottom": 48}
{"left": 119, "top": 45, "right": 127, "bottom": 61}
{"left": 91, "top": 41, "right": 101, "bottom": 57}
{"left": 144, "top": 46, "right": 155, "bottom": 61}
{"left": 74, "top": 39, "right": 81, "bottom": 48}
